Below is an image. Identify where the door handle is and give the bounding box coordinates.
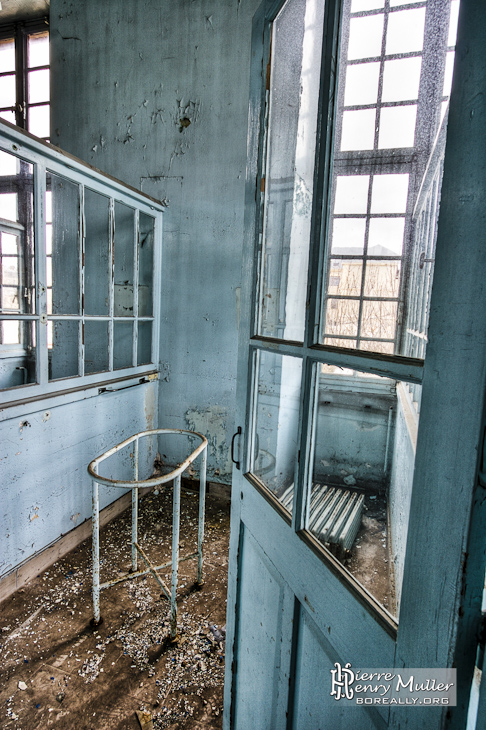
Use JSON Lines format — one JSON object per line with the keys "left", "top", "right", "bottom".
{"left": 231, "top": 427, "right": 242, "bottom": 470}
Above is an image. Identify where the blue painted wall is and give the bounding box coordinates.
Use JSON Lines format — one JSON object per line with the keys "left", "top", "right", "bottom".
{"left": 50, "top": 0, "right": 261, "bottom": 482}
{"left": 1, "top": 381, "right": 157, "bottom": 577}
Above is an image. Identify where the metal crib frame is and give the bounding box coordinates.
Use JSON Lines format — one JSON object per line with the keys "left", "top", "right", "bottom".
{"left": 87, "top": 428, "right": 208, "bottom": 641}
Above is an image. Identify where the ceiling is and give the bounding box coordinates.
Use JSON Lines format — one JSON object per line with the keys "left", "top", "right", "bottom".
{"left": 0, "top": 0, "right": 49, "bottom": 22}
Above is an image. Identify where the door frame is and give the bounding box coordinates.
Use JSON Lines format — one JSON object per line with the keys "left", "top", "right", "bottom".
{"left": 224, "top": 1, "right": 486, "bottom": 728}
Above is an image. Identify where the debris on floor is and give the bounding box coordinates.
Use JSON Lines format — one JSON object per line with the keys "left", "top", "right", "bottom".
{"left": 0, "top": 480, "right": 230, "bottom": 729}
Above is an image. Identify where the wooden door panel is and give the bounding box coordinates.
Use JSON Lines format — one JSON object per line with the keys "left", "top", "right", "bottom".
{"left": 233, "top": 526, "right": 294, "bottom": 729}
{"left": 293, "top": 605, "right": 387, "bottom": 729}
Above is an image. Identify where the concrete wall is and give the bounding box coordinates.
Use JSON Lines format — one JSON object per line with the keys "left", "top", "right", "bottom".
{"left": 1, "top": 380, "right": 157, "bottom": 578}
{"left": 50, "top": 0, "right": 261, "bottom": 482}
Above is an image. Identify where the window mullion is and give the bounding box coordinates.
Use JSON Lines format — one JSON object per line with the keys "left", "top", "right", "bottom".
{"left": 108, "top": 198, "right": 114, "bottom": 371}
{"left": 79, "top": 184, "right": 85, "bottom": 377}
{"left": 34, "top": 160, "right": 47, "bottom": 385}
{"left": 133, "top": 209, "right": 139, "bottom": 367}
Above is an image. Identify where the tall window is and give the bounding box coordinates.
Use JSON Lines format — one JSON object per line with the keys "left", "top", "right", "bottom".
{"left": 0, "top": 19, "right": 50, "bottom": 140}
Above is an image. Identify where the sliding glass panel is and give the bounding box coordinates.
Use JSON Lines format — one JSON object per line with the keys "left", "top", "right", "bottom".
{"left": 309, "top": 363, "right": 421, "bottom": 619}
{"left": 84, "top": 189, "right": 110, "bottom": 316}
{"left": 320, "top": 0, "right": 459, "bottom": 358}
{"left": 48, "top": 172, "right": 80, "bottom": 315}
{"left": 114, "top": 202, "right": 135, "bottom": 316}
{"left": 251, "top": 351, "right": 302, "bottom": 512}
{"left": 49, "top": 319, "right": 79, "bottom": 380}
{"left": 257, "top": 0, "right": 324, "bottom": 342}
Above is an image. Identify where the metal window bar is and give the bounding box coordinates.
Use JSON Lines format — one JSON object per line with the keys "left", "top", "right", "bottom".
{"left": 87, "top": 428, "right": 208, "bottom": 642}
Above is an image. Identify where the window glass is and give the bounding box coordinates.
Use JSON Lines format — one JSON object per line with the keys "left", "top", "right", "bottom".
{"left": 252, "top": 352, "right": 302, "bottom": 512}
{"left": 320, "top": 0, "right": 458, "bottom": 358}
{"left": 48, "top": 172, "right": 80, "bottom": 315}
{"left": 138, "top": 213, "right": 154, "bottom": 317}
{"left": 310, "top": 364, "right": 421, "bottom": 618}
{"left": 84, "top": 189, "right": 110, "bottom": 316}
{"left": 257, "top": 0, "right": 325, "bottom": 342}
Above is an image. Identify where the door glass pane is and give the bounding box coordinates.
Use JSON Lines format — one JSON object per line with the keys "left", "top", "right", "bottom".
{"left": 310, "top": 363, "right": 421, "bottom": 619}
{"left": 257, "top": 0, "right": 325, "bottom": 342}
{"left": 49, "top": 320, "right": 79, "bottom": 380}
{"left": 114, "top": 202, "right": 135, "bottom": 316}
{"left": 138, "top": 212, "right": 154, "bottom": 317}
{"left": 84, "top": 189, "right": 110, "bottom": 316}
{"left": 252, "top": 352, "right": 302, "bottom": 513}
{"left": 48, "top": 172, "right": 80, "bottom": 315}
{"left": 320, "top": 0, "right": 458, "bottom": 358}
{"left": 84, "top": 320, "right": 109, "bottom": 374}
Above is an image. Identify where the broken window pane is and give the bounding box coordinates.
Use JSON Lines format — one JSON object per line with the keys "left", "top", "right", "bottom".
{"left": 258, "top": 0, "right": 324, "bottom": 341}
{"left": 310, "top": 364, "right": 421, "bottom": 619}
{"left": 252, "top": 352, "right": 302, "bottom": 511}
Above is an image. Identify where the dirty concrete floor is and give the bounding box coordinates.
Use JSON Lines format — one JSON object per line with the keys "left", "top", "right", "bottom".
{"left": 346, "top": 494, "right": 396, "bottom": 617}
{"left": 0, "top": 482, "right": 230, "bottom": 730}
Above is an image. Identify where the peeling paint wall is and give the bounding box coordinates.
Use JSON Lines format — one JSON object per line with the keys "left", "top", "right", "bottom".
{"left": 50, "top": 0, "right": 260, "bottom": 480}
{"left": 1, "top": 381, "right": 158, "bottom": 578}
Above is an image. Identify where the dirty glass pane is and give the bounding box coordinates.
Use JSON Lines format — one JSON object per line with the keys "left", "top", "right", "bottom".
{"left": 310, "top": 363, "right": 421, "bottom": 619}
{"left": 28, "top": 32, "right": 49, "bottom": 69}
{"left": 84, "top": 320, "right": 109, "bottom": 374}
{"left": 0, "top": 156, "right": 35, "bottom": 318}
{"left": 0, "top": 320, "right": 36, "bottom": 388}
{"left": 251, "top": 352, "right": 302, "bottom": 512}
{"left": 138, "top": 212, "right": 154, "bottom": 317}
{"left": 84, "top": 189, "right": 110, "bottom": 316}
{"left": 320, "top": 0, "right": 458, "bottom": 358}
{"left": 114, "top": 202, "right": 135, "bottom": 316}
{"left": 257, "top": 0, "right": 325, "bottom": 342}
{"left": 48, "top": 172, "right": 80, "bottom": 315}
{"left": 114, "top": 321, "right": 133, "bottom": 369}
{"left": 49, "top": 320, "right": 79, "bottom": 380}
{"left": 137, "top": 321, "right": 152, "bottom": 365}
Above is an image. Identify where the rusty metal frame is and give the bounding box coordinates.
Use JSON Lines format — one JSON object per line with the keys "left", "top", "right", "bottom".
{"left": 87, "top": 428, "right": 208, "bottom": 641}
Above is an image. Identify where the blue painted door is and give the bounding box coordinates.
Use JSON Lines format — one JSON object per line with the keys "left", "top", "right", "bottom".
{"left": 224, "top": 1, "right": 486, "bottom": 728}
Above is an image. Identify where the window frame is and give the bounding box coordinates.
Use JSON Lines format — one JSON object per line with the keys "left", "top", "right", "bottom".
{"left": 0, "top": 17, "right": 50, "bottom": 138}
{"left": 0, "top": 119, "right": 164, "bottom": 407}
